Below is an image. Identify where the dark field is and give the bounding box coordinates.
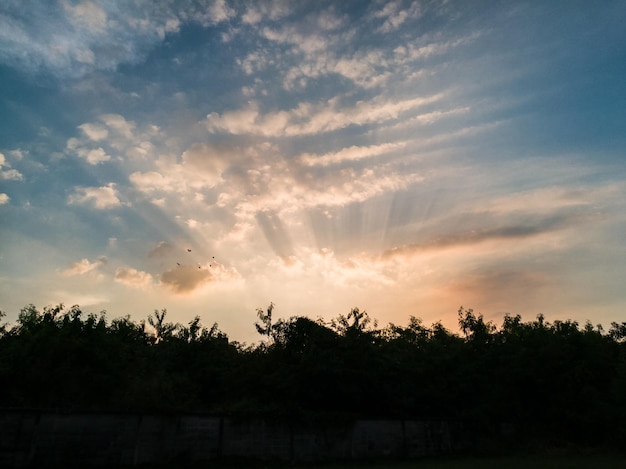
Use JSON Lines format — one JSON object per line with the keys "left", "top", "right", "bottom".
{"left": 295, "top": 455, "right": 626, "bottom": 469}
{"left": 124, "top": 454, "right": 626, "bottom": 469}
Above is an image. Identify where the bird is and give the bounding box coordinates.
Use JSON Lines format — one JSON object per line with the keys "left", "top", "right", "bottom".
{"left": 177, "top": 262, "right": 180, "bottom": 266}
{"left": 187, "top": 248, "right": 192, "bottom": 252}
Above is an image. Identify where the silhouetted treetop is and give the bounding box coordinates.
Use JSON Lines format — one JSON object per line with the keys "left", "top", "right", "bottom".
{"left": 0, "top": 302, "right": 624, "bottom": 447}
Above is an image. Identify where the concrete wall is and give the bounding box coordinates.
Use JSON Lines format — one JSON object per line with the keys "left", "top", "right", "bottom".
{"left": 0, "top": 409, "right": 465, "bottom": 467}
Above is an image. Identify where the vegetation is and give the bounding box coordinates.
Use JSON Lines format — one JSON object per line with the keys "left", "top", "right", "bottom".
{"left": 1, "top": 304, "right": 625, "bottom": 451}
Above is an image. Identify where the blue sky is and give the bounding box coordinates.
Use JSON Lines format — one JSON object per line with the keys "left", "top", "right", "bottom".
{"left": 1, "top": 0, "right": 625, "bottom": 342}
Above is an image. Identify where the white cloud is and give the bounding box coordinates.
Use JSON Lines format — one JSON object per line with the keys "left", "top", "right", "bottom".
{"left": 0, "top": 193, "right": 9, "bottom": 205}
{"left": 114, "top": 267, "right": 153, "bottom": 288}
{"left": 68, "top": 183, "right": 123, "bottom": 209}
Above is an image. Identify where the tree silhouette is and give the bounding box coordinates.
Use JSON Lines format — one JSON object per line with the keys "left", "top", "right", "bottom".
{"left": 0, "top": 302, "right": 625, "bottom": 448}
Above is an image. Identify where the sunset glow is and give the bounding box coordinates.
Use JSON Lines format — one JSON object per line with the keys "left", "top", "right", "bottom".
{"left": 1, "top": 1, "right": 625, "bottom": 343}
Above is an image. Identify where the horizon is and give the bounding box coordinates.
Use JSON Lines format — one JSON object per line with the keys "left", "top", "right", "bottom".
{"left": 1, "top": 0, "right": 625, "bottom": 344}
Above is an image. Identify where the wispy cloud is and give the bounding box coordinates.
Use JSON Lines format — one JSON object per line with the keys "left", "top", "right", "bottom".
{"left": 371, "top": 0, "right": 421, "bottom": 33}
{"left": 205, "top": 93, "right": 444, "bottom": 137}
{"left": 0, "top": 0, "right": 235, "bottom": 78}
{"left": 300, "top": 142, "right": 407, "bottom": 167}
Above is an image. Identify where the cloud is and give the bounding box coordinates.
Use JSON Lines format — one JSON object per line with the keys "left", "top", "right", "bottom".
{"left": 129, "top": 157, "right": 223, "bottom": 199}
{"left": 68, "top": 113, "right": 159, "bottom": 165}
{"left": 382, "top": 209, "right": 602, "bottom": 259}
{"left": 114, "top": 267, "right": 153, "bottom": 288}
{"left": 241, "top": 1, "right": 293, "bottom": 25}
{"left": 0, "top": 193, "right": 9, "bottom": 205}
{"left": 148, "top": 241, "right": 174, "bottom": 258}
{"left": 205, "top": 93, "right": 444, "bottom": 137}
{"left": 372, "top": 0, "right": 421, "bottom": 33}
{"left": 443, "top": 268, "right": 553, "bottom": 313}
{"left": 181, "top": 142, "right": 233, "bottom": 185}
{"left": 192, "top": 0, "right": 235, "bottom": 26}
{"left": 48, "top": 291, "right": 108, "bottom": 307}
{"left": 129, "top": 170, "right": 173, "bottom": 194}
{"left": 62, "top": 256, "right": 107, "bottom": 276}
{"left": 243, "top": 7, "right": 475, "bottom": 92}
{"left": 160, "top": 264, "right": 212, "bottom": 294}
{"left": 68, "top": 183, "right": 123, "bottom": 209}
{"left": 99, "top": 114, "right": 136, "bottom": 140}
{"left": 0, "top": 152, "right": 24, "bottom": 180}
{"left": 66, "top": 141, "right": 111, "bottom": 165}
{"left": 0, "top": 0, "right": 235, "bottom": 78}
{"left": 78, "top": 123, "right": 108, "bottom": 141}
{"left": 300, "top": 142, "right": 407, "bottom": 167}
{"left": 130, "top": 140, "right": 258, "bottom": 205}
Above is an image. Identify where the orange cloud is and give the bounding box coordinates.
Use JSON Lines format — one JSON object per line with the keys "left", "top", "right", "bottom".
{"left": 160, "top": 264, "right": 212, "bottom": 294}
{"left": 62, "top": 256, "right": 107, "bottom": 276}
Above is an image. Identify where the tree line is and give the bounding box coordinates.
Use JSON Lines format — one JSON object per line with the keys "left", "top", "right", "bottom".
{"left": 1, "top": 303, "right": 625, "bottom": 449}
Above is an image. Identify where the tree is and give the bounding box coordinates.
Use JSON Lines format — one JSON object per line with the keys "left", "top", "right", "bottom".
{"left": 148, "top": 308, "right": 178, "bottom": 343}
{"left": 254, "top": 302, "right": 276, "bottom": 344}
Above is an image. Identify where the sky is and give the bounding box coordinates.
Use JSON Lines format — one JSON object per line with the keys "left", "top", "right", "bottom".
{"left": 1, "top": 0, "right": 625, "bottom": 343}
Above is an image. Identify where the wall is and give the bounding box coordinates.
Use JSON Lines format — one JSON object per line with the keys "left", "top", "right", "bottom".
{"left": 0, "top": 409, "right": 467, "bottom": 467}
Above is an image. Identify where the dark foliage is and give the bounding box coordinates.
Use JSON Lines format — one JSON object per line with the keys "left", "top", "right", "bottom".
{"left": 0, "top": 304, "right": 625, "bottom": 448}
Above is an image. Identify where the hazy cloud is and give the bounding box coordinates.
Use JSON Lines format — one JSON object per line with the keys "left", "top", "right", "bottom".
{"left": 62, "top": 256, "right": 107, "bottom": 276}
{"left": 445, "top": 268, "right": 553, "bottom": 313}
{"left": 114, "top": 267, "right": 153, "bottom": 288}
{"left": 148, "top": 241, "right": 174, "bottom": 259}
{"left": 383, "top": 211, "right": 599, "bottom": 258}
{"left": 256, "top": 210, "right": 295, "bottom": 260}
